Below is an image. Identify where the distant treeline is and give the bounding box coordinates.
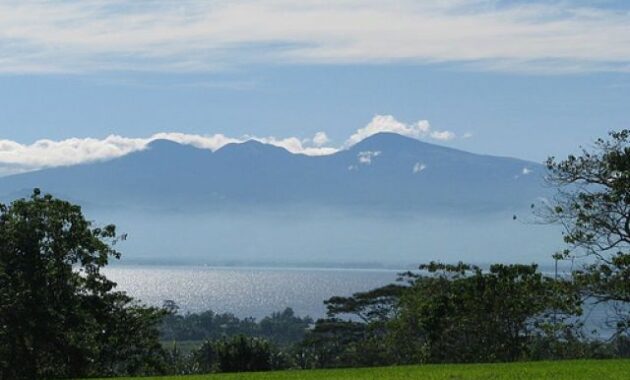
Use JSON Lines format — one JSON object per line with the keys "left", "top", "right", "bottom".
{"left": 160, "top": 305, "right": 313, "bottom": 347}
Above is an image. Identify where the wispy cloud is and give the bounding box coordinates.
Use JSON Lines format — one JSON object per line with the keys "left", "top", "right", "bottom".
{"left": 413, "top": 162, "right": 427, "bottom": 174}
{"left": 357, "top": 151, "right": 381, "bottom": 165}
{"left": 0, "top": 114, "right": 466, "bottom": 175}
{"left": 0, "top": 1, "right": 629, "bottom": 74}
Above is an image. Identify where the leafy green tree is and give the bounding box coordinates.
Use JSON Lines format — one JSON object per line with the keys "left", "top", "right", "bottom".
{"left": 390, "top": 263, "right": 581, "bottom": 363}
{"left": 325, "top": 284, "right": 406, "bottom": 324}
{"left": 194, "top": 340, "right": 220, "bottom": 373}
{"left": 300, "top": 284, "right": 406, "bottom": 367}
{"left": 259, "top": 308, "right": 313, "bottom": 347}
{"left": 545, "top": 130, "right": 630, "bottom": 335}
{"left": 0, "top": 190, "right": 166, "bottom": 379}
{"left": 215, "top": 335, "right": 273, "bottom": 372}
{"left": 300, "top": 318, "right": 373, "bottom": 368}
{"left": 196, "top": 335, "right": 275, "bottom": 373}
{"left": 304, "top": 263, "right": 581, "bottom": 368}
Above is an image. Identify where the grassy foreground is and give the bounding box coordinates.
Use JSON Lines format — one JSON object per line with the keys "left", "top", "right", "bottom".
{"left": 95, "top": 359, "right": 630, "bottom": 380}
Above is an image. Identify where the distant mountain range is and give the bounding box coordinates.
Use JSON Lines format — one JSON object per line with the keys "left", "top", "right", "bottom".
{"left": 0, "top": 132, "right": 559, "bottom": 264}
{"left": 0, "top": 132, "right": 544, "bottom": 214}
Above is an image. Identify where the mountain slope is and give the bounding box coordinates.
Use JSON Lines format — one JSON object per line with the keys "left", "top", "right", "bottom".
{"left": 0, "top": 133, "right": 544, "bottom": 213}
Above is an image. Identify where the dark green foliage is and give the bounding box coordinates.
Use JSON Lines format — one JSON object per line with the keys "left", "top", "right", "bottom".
{"left": 215, "top": 336, "right": 274, "bottom": 372}
{"left": 163, "top": 344, "right": 200, "bottom": 376}
{"left": 299, "top": 319, "right": 372, "bottom": 368}
{"left": 303, "top": 262, "right": 583, "bottom": 368}
{"left": 545, "top": 130, "right": 630, "bottom": 336}
{"left": 0, "top": 190, "right": 167, "bottom": 379}
{"left": 391, "top": 263, "right": 581, "bottom": 363}
{"left": 193, "top": 335, "right": 279, "bottom": 373}
{"left": 160, "top": 309, "right": 257, "bottom": 342}
{"left": 297, "top": 284, "right": 406, "bottom": 368}
{"left": 194, "top": 340, "right": 220, "bottom": 373}
{"left": 259, "top": 308, "right": 313, "bottom": 347}
{"left": 325, "top": 283, "right": 406, "bottom": 323}
{"left": 160, "top": 306, "right": 312, "bottom": 347}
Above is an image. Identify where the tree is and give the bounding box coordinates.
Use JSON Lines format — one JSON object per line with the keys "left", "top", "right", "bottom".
{"left": 299, "top": 283, "right": 406, "bottom": 368}
{"left": 194, "top": 335, "right": 277, "bottom": 373}
{"left": 0, "top": 190, "right": 166, "bottom": 379}
{"left": 545, "top": 130, "right": 630, "bottom": 336}
{"left": 390, "top": 263, "right": 580, "bottom": 363}
{"left": 303, "top": 263, "right": 580, "bottom": 367}
{"left": 258, "top": 308, "right": 313, "bottom": 347}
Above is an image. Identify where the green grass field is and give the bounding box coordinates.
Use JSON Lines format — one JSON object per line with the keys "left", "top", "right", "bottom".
{"left": 96, "top": 359, "right": 630, "bottom": 379}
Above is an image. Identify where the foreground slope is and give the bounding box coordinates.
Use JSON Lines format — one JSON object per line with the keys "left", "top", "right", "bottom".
{"left": 92, "top": 359, "right": 630, "bottom": 380}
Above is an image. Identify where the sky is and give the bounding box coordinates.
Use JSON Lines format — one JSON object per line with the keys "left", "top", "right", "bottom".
{"left": 1, "top": 0, "right": 630, "bottom": 175}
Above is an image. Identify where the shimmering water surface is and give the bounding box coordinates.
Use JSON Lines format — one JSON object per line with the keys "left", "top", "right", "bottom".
{"left": 103, "top": 265, "right": 400, "bottom": 319}
{"left": 103, "top": 265, "right": 620, "bottom": 337}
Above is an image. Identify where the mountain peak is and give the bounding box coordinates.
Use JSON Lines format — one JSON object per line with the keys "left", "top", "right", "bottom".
{"left": 216, "top": 139, "right": 291, "bottom": 156}
{"left": 350, "top": 132, "right": 431, "bottom": 151}
{"left": 146, "top": 139, "right": 192, "bottom": 151}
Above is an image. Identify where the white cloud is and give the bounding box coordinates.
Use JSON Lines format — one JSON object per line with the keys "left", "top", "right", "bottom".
{"left": 0, "top": 135, "right": 148, "bottom": 170}
{"left": 0, "top": 115, "right": 465, "bottom": 175}
{"left": 413, "top": 162, "right": 427, "bottom": 174}
{"left": 312, "top": 132, "right": 330, "bottom": 147}
{"left": 345, "top": 115, "right": 456, "bottom": 146}
{"left": 255, "top": 136, "right": 338, "bottom": 156}
{"left": 151, "top": 133, "right": 240, "bottom": 151}
{"left": 357, "top": 151, "right": 381, "bottom": 165}
{"left": 429, "top": 131, "right": 456, "bottom": 141}
{"left": 462, "top": 132, "right": 474, "bottom": 139}
{"left": 0, "top": 1, "right": 628, "bottom": 74}
{"left": 0, "top": 132, "right": 339, "bottom": 174}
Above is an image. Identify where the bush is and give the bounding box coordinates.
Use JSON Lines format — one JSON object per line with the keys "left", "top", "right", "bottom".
{"left": 194, "top": 335, "right": 281, "bottom": 373}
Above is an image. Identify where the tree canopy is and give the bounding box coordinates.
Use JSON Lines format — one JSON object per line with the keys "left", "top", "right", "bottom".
{"left": 545, "top": 130, "right": 630, "bottom": 335}
{"left": 0, "top": 190, "right": 166, "bottom": 379}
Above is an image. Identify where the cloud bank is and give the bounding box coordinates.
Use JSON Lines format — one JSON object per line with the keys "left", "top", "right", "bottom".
{"left": 0, "top": 1, "right": 629, "bottom": 74}
{"left": 0, "top": 115, "right": 457, "bottom": 175}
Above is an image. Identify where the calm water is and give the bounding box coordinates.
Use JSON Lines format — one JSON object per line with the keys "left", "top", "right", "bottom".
{"left": 103, "top": 265, "right": 400, "bottom": 319}
{"left": 103, "top": 265, "right": 620, "bottom": 337}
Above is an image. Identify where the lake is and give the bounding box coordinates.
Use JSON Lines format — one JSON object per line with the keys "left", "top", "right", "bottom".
{"left": 103, "top": 265, "right": 400, "bottom": 319}
{"left": 103, "top": 265, "right": 620, "bottom": 337}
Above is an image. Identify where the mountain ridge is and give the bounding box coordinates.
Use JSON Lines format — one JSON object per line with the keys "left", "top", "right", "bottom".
{"left": 0, "top": 132, "right": 544, "bottom": 214}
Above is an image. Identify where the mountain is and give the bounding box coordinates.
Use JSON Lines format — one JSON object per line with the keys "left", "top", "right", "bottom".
{"left": 0, "top": 133, "right": 544, "bottom": 214}
{"left": 0, "top": 133, "right": 559, "bottom": 264}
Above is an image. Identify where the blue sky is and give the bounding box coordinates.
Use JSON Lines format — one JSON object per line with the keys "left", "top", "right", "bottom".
{"left": 1, "top": 0, "right": 629, "bottom": 173}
